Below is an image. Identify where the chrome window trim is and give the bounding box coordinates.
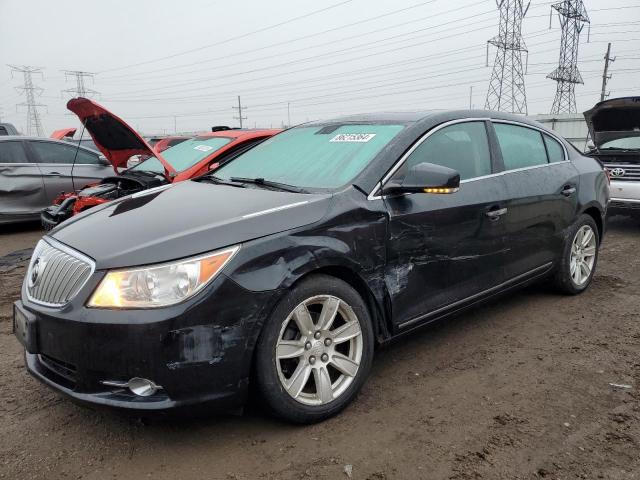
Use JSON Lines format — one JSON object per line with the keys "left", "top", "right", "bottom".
{"left": 368, "top": 117, "right": 570, "bottom": 200}
{"left": 25, "top": 236, "right": 96, "bottom": 308}
{"left": 367, "top": 117, "right": 491, "bottom": 200}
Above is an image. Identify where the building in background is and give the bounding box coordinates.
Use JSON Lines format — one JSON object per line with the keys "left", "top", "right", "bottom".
{"left": 530, "top": 113, "right": 589, "bottom": 152}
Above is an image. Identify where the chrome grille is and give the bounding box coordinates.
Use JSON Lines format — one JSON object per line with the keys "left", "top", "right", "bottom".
{"left": 605, "top": 163, "right": 640, "bottom": 182}
{"left": 26, "top": 239, "right": 94, "bottom": 307}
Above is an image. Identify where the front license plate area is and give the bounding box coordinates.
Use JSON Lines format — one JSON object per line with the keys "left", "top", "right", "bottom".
{"left": 13, "top": 302, "right": 38, "bottom": 353}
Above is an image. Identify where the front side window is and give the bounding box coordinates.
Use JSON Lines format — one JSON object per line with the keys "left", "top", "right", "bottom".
{"left": 399, "top": 121, "right": 492, "bottom": 181}
{"left": 133, "top": 136, "right": 233, "bottom": 173}
{"left": 31, "top": 141, "right": 95, "bottom": 164}
{"left": 0, "top": 141, "right": 29, "bottom": 163}
{"left": 214, "top": 124, "right": 405, "bottom": 189}
{"left": 494, "top": 123, "right": 548, "bottom": 170}
{"left": 543, "top": 134, "right": 565, "bottom": 163}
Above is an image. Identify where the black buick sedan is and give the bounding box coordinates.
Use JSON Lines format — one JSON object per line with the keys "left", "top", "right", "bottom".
{"left": 14, "top": 110, "right": 609, "bottom": 423}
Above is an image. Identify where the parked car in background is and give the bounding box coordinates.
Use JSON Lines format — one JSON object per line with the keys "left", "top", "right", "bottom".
{"left": 154, "top": 136, "right": 192, "bottom": 152}
{"left": 0, "top": 123, "right": 20, "bottom": 136}
{"left": 50, "top": 128, "right": 77, "bottom": 141}
{"left": 0, "top": 136, "right": 111, "bottom": 225}
{"left": 146, "top": 135, "right": 192, "bottom": 153}
{"left": 16, "top": 110, "right": 608, "bottom": 423}
{"left": 40, "top": 97, "right": 280, "bottom": 229}
{"left": 50, "top": 127, "right": 101, "bottom": 153}
{"left": 584, "top": 97, "right": 640, "bottom": 220}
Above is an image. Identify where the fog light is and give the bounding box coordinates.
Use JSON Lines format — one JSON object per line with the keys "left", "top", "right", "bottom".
{"left": 101, "top": 377, "right": 163, "bottom": 397}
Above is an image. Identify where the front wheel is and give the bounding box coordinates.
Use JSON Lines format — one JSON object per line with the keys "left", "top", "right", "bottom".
{"left": 553, "top": 214, "right": 600, "bottom": 295}
{"left": 255, "top": 275, "right": 374, "bottom": 423}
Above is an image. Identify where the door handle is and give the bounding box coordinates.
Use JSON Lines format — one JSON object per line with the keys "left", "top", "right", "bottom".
{"left": 43, "top": 172, "right": 62, "bottom": 176}
{"left": 485, "top": 207, "right": 508, "bottom": 220}
{"left": 561, "top": 185, "right": 576, "bottom": 196}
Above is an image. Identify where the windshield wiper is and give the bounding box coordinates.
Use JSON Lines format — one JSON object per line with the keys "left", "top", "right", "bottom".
{"left": 198, "top": 175, "right": 247, "bottom": 188}
{"left": 229, "top": 177, "right": 308, "bottom": 193}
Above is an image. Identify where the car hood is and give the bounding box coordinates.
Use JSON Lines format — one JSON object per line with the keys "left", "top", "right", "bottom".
{"left": 51, "top": 180, "right": 331, "bottom": 269}
{"left": 583, "top": 97, "right": 640, "bottom": 148}
{"left": 50, "top": 127, "right": 76, "bottom": 140}
{"left": 66, "top": 97, "right": 176, "bottom": 177}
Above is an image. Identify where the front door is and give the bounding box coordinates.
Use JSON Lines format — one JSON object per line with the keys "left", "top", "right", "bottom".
{"left": 28, "top": 140, "right": 111, "bottom": 202}
{"left": 383, "top": 121, "right": 510, "bottom": 330}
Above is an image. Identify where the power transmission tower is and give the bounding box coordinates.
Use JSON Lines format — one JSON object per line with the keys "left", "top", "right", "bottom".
{"left": 9, "top": 65, "right": 46, "bottom": 137}
{"left": 485, "top": 0, "right": 530, "bottom": 114}
{"left": 547, "top": 0, "right": 590, "bottom": 114}
{"left": 232, "top": 95, "right": 247, "bottom": 128}
{"left": 600, "top": 43, "right": 615, "bottom": 102}
{"left": 62, "top": 70, "right": 99, "bottom": 98}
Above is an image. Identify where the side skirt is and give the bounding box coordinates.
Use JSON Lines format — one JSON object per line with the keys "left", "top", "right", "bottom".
{"left": 384, "top": 262, "right": 554, "bottom": 343}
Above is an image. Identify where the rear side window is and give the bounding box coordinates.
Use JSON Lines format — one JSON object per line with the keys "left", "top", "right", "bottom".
{"left": 31, "top": 141, "right": 100, "bottom": 164}
{"left": 494, "top": 123, "right": 548, "bottom": 170}
{"left": 543, "top": 134, "right": 565, "bottom": 163}
{"left": 402, "top": 121, "right": 492, "bottom": 181}
{"left": 0, "top": 141, "right": 29, "bottom": 163}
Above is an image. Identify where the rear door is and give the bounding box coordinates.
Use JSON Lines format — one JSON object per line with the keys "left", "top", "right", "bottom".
{"left": 0, "top": 140, "right": 47, "bottom": 218}
{"left": 492, "top": 121, "right": 580, "bottom": 280}
{"left": 28, "top": 140, "right": 111, "bottom": 201}
{"left": 382, "top": 120, "right": 510, "bottom": 329}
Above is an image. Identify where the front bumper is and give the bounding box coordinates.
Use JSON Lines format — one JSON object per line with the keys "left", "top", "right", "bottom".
{"left": 608, "top": 180, "right": 640, "bottom": 214}
{"left": 17, "top": 273, "right": 280, "bottom": 413}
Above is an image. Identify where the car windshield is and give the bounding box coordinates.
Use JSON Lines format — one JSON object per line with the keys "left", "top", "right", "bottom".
{"left": 213, "top": 124, "right": 405, "bottom": 189}
{"left": 600, "top": 134, "right": 640, "bottom": 150}
{"left": 133, "top": 136, "right": 233, "bottom": 173}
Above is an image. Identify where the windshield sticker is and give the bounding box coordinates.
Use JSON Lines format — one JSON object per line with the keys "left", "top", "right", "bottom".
{"left": 194, "top": 145, "right": 214, "bottom": 152}
{"left": 330, "top": 133, "right": 376, "bottom": 143}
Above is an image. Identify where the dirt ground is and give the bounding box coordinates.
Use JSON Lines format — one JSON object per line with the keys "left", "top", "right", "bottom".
{"left": 0, "top": 218, "right": 639, "bottom": 480}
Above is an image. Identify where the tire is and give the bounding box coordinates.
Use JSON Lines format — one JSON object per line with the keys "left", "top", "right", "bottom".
{"left": 553, "top": 214, "right": 600, "bottom": 295}
{"left": 255, "top": 274, "right": 374, "bottom": 424}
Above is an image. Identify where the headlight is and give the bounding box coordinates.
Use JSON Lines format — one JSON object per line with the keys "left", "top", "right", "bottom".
{"left": 87, "top": 246, "right": 239, "bottom": 308}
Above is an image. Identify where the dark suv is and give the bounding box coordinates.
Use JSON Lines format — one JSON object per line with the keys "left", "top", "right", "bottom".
{"left": 14, "top": 110, "right": 608, "bottom": 423}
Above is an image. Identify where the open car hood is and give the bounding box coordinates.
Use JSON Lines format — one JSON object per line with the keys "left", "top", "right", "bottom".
{"left": 583, "top": 97, "right": 640, "bottom": 148}
{"left": 66, "top": 97, "right": 176, "bottom": 176}
{"left": 50, "top": 127, "right": 76, "bottom": 140}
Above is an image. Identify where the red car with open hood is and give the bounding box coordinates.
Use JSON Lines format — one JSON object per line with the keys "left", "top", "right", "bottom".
{"left": 41, "top": 98, "right": 280, "bottom": 230}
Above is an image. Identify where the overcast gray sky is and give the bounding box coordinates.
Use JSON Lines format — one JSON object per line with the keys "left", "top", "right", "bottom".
{"left": 0, "top": 0, "right": 638, "bottom": 135}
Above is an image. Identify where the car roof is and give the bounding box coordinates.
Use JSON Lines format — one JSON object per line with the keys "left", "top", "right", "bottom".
{"left": 311, "top": 109, "right": 545, "bottom": 127}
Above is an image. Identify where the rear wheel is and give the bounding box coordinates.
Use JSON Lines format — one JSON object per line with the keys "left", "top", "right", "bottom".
{"left": 553, "top": 214, "right": 599, "bottom": 294}
{"left": 255, "top": 275, "right": 374, "bottom": 423}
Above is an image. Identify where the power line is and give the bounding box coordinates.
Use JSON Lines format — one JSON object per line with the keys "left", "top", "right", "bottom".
{"left": 98, "top": 0, "right": 357, "bottom": 74}
{"left": 485, "top": 0, "right": 531, "bottom": 114}
{"left": 9, "top": 65, "right": 46, "bottom": 136}
{"left": 548, "top": 0, "right": 590, "bottom": 114}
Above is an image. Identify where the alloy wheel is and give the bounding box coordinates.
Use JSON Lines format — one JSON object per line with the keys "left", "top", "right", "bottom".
{"left": 570, "top": 225, "right": 597, "bottom": 286}
{"left": 275, "top": 295, "right": 363, "bottom": 406}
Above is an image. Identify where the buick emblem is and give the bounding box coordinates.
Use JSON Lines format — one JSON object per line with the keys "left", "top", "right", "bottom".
{"left": 610, "top": 167, "right": 626, "bottom": 177}
{"left": 28, "top": 258, "right": 42, "bottom": 288}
